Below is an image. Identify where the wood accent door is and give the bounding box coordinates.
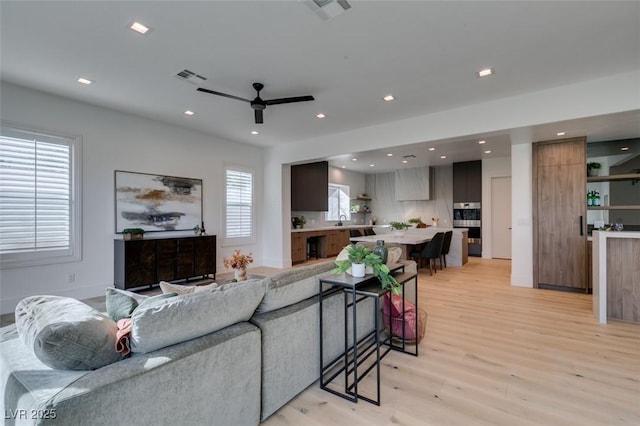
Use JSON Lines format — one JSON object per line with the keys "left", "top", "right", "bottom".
{"left": 194, "top": 236, "right": 216, "bottom": 276}
{"left": 114, "top": 239, "right": 156, "bottom": 289}
{"left": 533, "top": 137, "right": 587, "bottom": 289}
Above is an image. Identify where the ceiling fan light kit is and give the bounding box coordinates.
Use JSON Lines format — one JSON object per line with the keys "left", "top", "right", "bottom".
{"left": 197, "top": 82, "right": 314, "bottom": 124}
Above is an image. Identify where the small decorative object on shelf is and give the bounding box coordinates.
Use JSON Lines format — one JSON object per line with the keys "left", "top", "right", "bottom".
{"left": 193, "top": 222, "right": 207, "bottom": 235}
{"left": 333, "top": 244, "right": 400, "bottom": 293}
{"left": 587, "top": 162, "right": 601, "bottom": 177}
{"left": 122, "top": 228, "right": 145, "bottom": 240}
{"left": 291, "top": 216, "right": 306, "bottom": 229}
{"left": 223, "top": 249, "right": 254, "bottom": 282}
{"left": 431, "top": 217, "right": 439, "bottom": 227}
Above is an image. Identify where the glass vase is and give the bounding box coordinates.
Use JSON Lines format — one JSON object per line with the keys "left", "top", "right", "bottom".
{"left": 234, "top": 267, "right": 248, "bottom": 281}
{"left": 373, "top": 240, "right": 388, "bottom": 264}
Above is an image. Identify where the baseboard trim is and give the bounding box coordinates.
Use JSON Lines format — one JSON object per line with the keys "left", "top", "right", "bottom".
{"left": 538, "top": 283, "right": 591, "bottom": 294}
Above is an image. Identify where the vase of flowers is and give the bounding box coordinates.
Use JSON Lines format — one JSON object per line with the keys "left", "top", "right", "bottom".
{"left": 223, "top": 249, "right": 254, "bottom": 282}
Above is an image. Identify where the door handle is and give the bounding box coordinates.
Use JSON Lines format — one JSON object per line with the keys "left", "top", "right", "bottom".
{"left": 579, "top": 216, "right": 583, "bottom": 236}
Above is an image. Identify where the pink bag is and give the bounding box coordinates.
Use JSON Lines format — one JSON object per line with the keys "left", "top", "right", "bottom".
{"left": 382, "top": 294, "right": 425, "bottom": 342}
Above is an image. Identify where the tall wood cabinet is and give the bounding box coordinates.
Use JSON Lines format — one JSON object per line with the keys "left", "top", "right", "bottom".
{"left": 114, "top": 235, "right": 216, "bottom": 290}
{"left": 533, "top": 137, "right": 587, "bottom": 290}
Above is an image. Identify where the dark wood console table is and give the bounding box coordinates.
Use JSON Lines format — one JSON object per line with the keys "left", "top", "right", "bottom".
{"left": 114, "top": 235, "right": 216, "bottom": 290}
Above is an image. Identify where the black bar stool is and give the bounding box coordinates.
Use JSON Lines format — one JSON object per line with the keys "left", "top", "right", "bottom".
{"left": 307, "top": 237, "right": 319, "bottom": 260}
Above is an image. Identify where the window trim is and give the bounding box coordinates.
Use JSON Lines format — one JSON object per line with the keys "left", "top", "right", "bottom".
{"left": 0, "top": 121, "right": 82, "bottom": 269}
{"left": 222, "top": 164, "right": 255, "bottom": 247}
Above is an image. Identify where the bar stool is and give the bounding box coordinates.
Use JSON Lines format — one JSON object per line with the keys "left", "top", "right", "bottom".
{"left": 307, "top": 237, "right": 319, "bottom": 260}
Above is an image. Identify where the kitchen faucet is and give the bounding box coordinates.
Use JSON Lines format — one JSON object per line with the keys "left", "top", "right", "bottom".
{"left": 337, "top": 214, "right": 347, "bottom": 226}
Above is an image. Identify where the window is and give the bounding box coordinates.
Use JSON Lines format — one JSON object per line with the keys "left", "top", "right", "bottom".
{"left": 224, "top": 166, "right": 254, "bottom": 245}
{"left": 326, "top": 183, "right": 350, "bottom": 222}
{"left": 0, "top": 123, "right": 82, "bottom": 268}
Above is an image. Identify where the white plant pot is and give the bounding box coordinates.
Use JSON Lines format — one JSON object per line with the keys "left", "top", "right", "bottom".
{"left": 351, "top": 263, "right": 366, "bottom": 278}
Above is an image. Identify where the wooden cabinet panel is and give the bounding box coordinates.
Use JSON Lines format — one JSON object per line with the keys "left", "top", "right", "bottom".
{"left": 534, "top": 138, "right": 587, "bottom": 290}
{"left": 291, "top": 161, "right": 328, "bottom": 211}
{"left": 291, "top": 233, "right": 307, "bottom": 264}
{"left": 194, "top": 236, "right": 216, "bottom": 276}
{"left": 114, "top": 235, "right": 217, "bottom": 290}
{"left": 114, "top": 240, "right": 156, "bottom": 290}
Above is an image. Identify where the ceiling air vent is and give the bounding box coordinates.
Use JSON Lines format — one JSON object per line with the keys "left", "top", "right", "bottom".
{"left": 304, "top": 0, "right": 351, "bottom": 20}
{"left": 175, "top": 69, "right": 207, "bottom": 85}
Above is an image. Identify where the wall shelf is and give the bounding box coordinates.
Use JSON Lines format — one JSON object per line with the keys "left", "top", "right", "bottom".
{"left": 587, "top": 205, "right": 640, "bottom": 210}
{"left": 587, "top": 173, "right": 640, "bottom": 183}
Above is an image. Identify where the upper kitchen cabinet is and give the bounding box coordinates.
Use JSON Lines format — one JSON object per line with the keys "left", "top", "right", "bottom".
{"left": 291, "top": 161, "right": 328, "bottom": 211}
{"left": 453, "top": 161, "right": 482, "bottom": 203}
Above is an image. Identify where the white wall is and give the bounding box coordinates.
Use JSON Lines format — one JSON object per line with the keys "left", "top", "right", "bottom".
{"left": 0, "top": 83, "right": 264, "bottom": 314}
{"left": 482, "top": 157, "right": 512, "bottom": 258}
{"left": 510, "top": 141, "right": 533, "bottom": 288}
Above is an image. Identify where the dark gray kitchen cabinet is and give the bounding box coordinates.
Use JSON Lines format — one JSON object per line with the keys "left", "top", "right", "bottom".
{"left": 453, "top": 160, "right": 482, "bottom": 202}
{"left": 291, "top": 161, "right": 328, "bottom": 211}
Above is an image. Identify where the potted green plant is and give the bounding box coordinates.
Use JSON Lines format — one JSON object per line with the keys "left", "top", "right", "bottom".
{"left": 389, "top": 221, "right": 409, "bottom": 235}
{"left": 407, "top": 217, "right": 426, "bottom": 228}
{"left": 587, "top": 162, "right": 601, "bottom": 176}
{"left": 333, "top": 244, "right": 400, "bottom": 293}
{"left": 122, "top": 228, "right": 145, "bottom": 240}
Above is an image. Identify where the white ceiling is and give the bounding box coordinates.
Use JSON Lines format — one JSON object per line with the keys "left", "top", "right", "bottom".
{"left": 1, "top": 1, "right": 639, "bottom": 172}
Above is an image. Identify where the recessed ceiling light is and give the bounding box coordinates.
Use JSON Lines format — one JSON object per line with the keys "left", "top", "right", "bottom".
{"left": 351, "top": 158, "right": 358, "bottom": 161}
{"left": 383, "top": 95, "right": 395, "bottom": 102}
{"left": 77, "top": 77, "right": 92, "bottom": 85}
{"left": 402, "top": 160, "right": 408, "bottom": 164}
{"left": 250, "top": 130, "right": 259, "bottom": 135}
{"left": 130, "top": 21, "right": 150, "bottom": 35}
{"left": 369, "top": 164, "right": 375, "bottom": 167}
{"left": 184, "top": 110, "right": 195, "bottom": 116}
{"left": 341, "top": 165, "right": 347, "bottom": 168}
{"left": 316, "top": 113, "right": 326, "bottom": 119}
{"left": 440, "top": 155, "right": 447, "bottom": 159}
{"left": 387, "top": 153, "right": 393, "bottom": 157}
{"left": 557, "top": 132, "right": 566, "bottom": 136}
{"left": 621, "top": 146, "right": 629, "bottom": 151}
{"left": 476, "top": 68, "right": 494, "bottom": 78}
{"left": 428, "top": 147, "right": 435, "bottom": 151}
{"left": 484, "top": 150, "right": 492, "bottom": 154}
{"left": 478, "top": 140, "right": 486, "bottom": 144}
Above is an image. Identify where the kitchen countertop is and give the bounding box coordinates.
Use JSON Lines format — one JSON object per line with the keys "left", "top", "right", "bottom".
{"left": 291, "top": 225, "right": 374, "bottom": 233}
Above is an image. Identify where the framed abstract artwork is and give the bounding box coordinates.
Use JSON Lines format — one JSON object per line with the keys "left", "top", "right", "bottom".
{"left": 114, "top": 170, "right": 203, "bottom": 233}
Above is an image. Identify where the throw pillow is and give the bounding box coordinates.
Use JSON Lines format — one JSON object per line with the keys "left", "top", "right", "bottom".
{"left": 105, "top": 287, "right": 149, "bottom": 322}
{"left": 386, "top": 247, "right": 402, "bottom": 266}
{"left": 15, "top": 295, "right": 122, "bottom": 370}
{"left": 131, "top": 279, "right": 265, "bottom": 353}
{"left": 135, "top": 292, "right": 178, "bottom": 311}
{"left": 159, "top": 281, "right": 218, "bottom": 295}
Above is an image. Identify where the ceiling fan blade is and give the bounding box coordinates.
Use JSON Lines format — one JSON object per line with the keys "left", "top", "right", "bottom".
{"left": 196, "top": 87, "right": 251, "bottom": 103}
{"left": 255, "top": 109, "right": 264, "bottom": 124}
{"left": 265, "top": 95, "right": 315, "bottom": 106}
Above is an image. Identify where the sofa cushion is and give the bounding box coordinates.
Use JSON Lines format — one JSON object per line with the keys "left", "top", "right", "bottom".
{"left": 15, "top": 295, "right": 122, "bottom": 370}
{"left": 254, "top": 261, "right": 335, "bottom": 314}
{"left": 159, "top": 280, "right": 218, "bottom": 295}
{"left": 130, "top": 279, "right": 265, "bottom": 353}
{"left": 105, "top": 287, "right": 149, "bottom": 322}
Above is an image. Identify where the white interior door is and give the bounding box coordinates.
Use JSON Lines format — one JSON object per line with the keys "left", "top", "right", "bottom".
{"left": 491, "top": 176, "right": 512, "bottom": 259}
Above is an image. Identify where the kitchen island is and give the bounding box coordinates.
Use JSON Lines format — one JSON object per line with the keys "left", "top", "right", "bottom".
{"left": 592, "top": 230, "right": 640, "bottom": 324}
{"left": 362, "top": 227, "right": 468, "bottom": 267}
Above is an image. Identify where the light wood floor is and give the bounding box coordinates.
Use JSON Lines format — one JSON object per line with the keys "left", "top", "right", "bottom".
{"left": 262, "top": 258, "right": 640, "bottom": 426}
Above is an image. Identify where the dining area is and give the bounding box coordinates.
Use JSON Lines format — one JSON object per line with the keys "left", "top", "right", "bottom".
{"left": 349, "top": 227, "right": 469, "bottom": 274}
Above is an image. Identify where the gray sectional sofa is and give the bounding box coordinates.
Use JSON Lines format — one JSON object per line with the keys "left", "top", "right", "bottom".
{"left": 0, "top": 259, "right": 415, "bottom": 425}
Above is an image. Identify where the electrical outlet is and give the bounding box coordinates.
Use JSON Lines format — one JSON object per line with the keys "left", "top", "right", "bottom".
{"left": 67, "top": 273, "right": 75, "bottom": 283}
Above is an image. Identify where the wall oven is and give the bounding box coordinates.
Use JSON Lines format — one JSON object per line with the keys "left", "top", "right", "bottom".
{"left": 453, "top": 202, "right": 482, "bottom": 257}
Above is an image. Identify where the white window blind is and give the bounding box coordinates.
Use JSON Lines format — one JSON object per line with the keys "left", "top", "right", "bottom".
{"left": 225, "top": 168, "right": 254, "bottom": 241}
{"left": 0, "top": 124, "right": 81, "bottom": 268}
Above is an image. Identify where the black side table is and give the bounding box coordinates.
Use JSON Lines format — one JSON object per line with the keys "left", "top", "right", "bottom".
{"left": 318, "top": 264, "right": 418, "bottom": 405}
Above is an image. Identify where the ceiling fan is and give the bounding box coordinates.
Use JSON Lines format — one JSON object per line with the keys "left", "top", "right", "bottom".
{"left": 197, "top": 82, "right": 315, "bottom": 124}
